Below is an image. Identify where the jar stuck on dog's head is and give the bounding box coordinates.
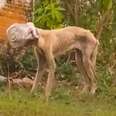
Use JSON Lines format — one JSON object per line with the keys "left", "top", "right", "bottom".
{"left": 7, "top": 22, "right": 39, "bottom": 49}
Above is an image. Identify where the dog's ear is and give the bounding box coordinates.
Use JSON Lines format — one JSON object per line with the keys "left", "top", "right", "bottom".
{"left": 27, "top": 22, "right": 39, "bottom": 39}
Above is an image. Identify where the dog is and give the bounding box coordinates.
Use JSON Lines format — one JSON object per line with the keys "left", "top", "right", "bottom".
{"left": 7, "top": 22, "right": 99, "bottom": 101}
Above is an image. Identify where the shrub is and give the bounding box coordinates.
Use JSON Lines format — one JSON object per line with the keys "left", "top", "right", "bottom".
{"left": 34, "top": 0, "right": 64, "bottom": 29}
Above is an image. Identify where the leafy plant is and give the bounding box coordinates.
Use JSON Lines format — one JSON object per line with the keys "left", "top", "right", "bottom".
{"left": 34, "top": 0, "right": 64, "bottom": 29}
{"left": 97, "top": 65, "right": 112, "bottom": 95}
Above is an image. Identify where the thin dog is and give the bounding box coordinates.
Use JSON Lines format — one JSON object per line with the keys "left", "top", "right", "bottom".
{"left": 7, "top": 22, "right": 99, "bottom": 101}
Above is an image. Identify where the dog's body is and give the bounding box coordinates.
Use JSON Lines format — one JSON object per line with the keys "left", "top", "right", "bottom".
{"left": 37, "top": 27, "right": 97, "bottom": 57}
{"left": 7, "top": 23, "right": 99, "bottom": 101}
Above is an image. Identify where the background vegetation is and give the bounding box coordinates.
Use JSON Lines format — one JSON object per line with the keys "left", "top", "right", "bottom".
{"left": 33, "top": 0, "right": 115, "bottom": 94}
{"left": 0, "top": 0, "right": 116, "bottom": 115}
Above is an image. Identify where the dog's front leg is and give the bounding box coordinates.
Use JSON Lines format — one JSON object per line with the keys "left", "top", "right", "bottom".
{"left": 31, "top": 47, "right": 46, "bottom": 93}
{"left": 31, "top": 47, "right": 39, "bottom": 93}
{"left": 45, "top": 50, "right": 56, "bottom": 101}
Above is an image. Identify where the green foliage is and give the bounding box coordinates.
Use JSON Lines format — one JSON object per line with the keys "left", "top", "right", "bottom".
{"left": 27, "top": 0, "right": 115, "bottom": 95}
{"left": 20, "top": 48, "right": 37, "bottom": 71}
{"left": 97, "top": 65, "right": 112, "bottom": 94}
{"left": 101, "top": 0, "right": 112, "bottom": 11}
{"left": 34, "top": 0, "right": 64, "bottom": 29}
{"left": 57, "top": 62, "right": 75, "bottom": 80}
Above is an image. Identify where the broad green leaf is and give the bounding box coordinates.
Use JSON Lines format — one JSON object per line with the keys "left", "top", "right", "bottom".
{"left": 102, "top": 0, "right": 112, "bottom": 10}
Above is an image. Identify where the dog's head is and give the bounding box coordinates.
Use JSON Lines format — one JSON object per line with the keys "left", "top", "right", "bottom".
{"left": 7, "top": 22, "right": 39, "bottom": 49}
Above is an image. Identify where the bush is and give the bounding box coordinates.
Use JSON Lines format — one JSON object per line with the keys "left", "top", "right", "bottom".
{"left": 34, "top": 0, "right": 64, "bottom": 29}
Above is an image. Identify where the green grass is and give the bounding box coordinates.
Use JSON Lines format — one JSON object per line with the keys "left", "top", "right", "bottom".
{"left": 0, "top": 87, "right": 116, "bottom": 116}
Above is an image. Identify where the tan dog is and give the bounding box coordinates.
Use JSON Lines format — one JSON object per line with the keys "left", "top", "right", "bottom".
{"left": 7, "top": 23, "right": 99, "bottom": 101}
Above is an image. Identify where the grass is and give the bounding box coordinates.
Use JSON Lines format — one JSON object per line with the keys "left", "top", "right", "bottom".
{"left": 0, "top": 87, "right": 116, "bottom": 116}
